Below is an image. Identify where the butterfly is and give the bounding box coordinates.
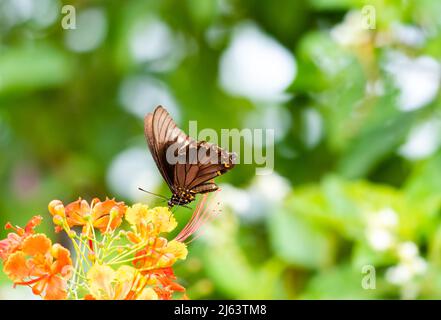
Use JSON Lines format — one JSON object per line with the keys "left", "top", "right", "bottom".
{"left": 144, "top": 105, "right": 236, "bottom": 208}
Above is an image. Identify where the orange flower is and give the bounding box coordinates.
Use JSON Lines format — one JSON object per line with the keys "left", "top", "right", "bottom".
{"left": 147, "top": 267, "right": 186, "bottom": 300}
{"left": 3, "top": 234, "right": 72, "bottom": 300}
{"left": 0, "top": 216, "right": 42, "bottom": 261}
{"left": 48, "top": 198, "right": 126, "bottom": 235}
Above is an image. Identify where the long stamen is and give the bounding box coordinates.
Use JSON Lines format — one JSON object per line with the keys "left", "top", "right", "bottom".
{"left": 14, "top": 274, "right": 48, "bottom": 287}
{"left": 175, "top": 195, "right": 207, "bottom": 241}
{"left": 174, "top": 195, "right": 207, "bottom": 242}
{"left": 175, "top": 190, "right": 221, "bottom": 242}
{"left": 185, "top": 194, "right": 221, "bottom": 244}
{"left": 4, "top": 223, "right": 22, "bottom": 235}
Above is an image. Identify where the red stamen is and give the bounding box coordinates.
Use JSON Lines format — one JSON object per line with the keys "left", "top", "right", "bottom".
{"left": 5, "top": 223, "right": 21, "bottom": 235}
{"left": 14, "top": 275, "right": 48, "bottom": 287}
{"left": 175, "top": 190, "right": 221, "bottom": 242}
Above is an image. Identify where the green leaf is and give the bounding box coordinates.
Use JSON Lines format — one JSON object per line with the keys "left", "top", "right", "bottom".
{"left": 405, "top": 151, "right": 441, "bottom": 216}
{"left": 337, "top": 109, "right": 414, "bottom": 179}
{"left": 301, "top": 264, "right": 382, "bottom": 299}
{"left": 0, "top": 44, "right": 73, "bottom": 93}
{"left": 268, "top": 206, "right": 336, "bottom": 269}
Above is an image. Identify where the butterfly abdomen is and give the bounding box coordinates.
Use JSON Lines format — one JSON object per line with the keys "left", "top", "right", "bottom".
{"left": 191, "top": 183, "right": 219, "bottom": 194}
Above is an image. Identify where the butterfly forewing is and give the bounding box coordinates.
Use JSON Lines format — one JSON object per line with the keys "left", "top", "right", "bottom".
{"left": 145, "top": 106, "right": 190, "bottom": 190}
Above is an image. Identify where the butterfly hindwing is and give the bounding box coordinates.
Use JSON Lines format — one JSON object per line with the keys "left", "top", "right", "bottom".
{"left": 173, "top": 141, "right": 235, "bottom": 193}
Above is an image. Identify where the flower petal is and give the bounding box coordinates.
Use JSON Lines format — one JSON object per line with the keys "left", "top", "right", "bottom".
{"left": 149, "top": 207, "right": 177, "bottom": 234}
{"left": 22, "top": 234, "right": 52, "bottom": 257}
{"left": 125, "top": 203, "right": 149, "bottom": 226}
{"left": 51, "top": 244, "right": 72, "bottom": 277}
{"left": 3, "top": 251, "right": 30, "bottom": 281}
{"left": 87, "top": 264, "right": 116, "bottom": 300}
{"left": 44, "top": 275, "right": 68, "bottom": 300}
{"left": 65, "top": 198, "right": 90, "bottom": 227}
{"left": 166, "top": 240, "right": 188, "bottom": 260}
{"left": 137, "top": 287, "right": 158, "bottom": 300}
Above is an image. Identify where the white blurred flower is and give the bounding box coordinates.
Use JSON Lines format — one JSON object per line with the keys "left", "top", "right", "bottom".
{"left": 386, "top": 250, "right": 427, "bottom": 285}
{"left": 385, "top": 52, "right": 441, "bottom": 111}
{"left": 219, "top": 22, "right": 296, "bottom": 102}
{"left": 385, "top": 264, "right": 413, "bottom": 285}
{"left": 64, "top": 8, "right": 107, "bottom": 53}
{"left": 397, "top": 241, "right": 419, "bottom": 260}
{"left": 391, "top": 23, "right": 426, "bottom": 48}
{"left": 412, "top": 257, "right": 428, "bottom": 274}
{"left": 118, "top": 76, "right": 180, "bottom": 120}
{"left": 0, "top": 0, "right": 59, "bottom": 29}
{"left": 367, "top": 229, "right": 395, "bottom": 251}
{"left": 249, "top": 173, "right": 290, "bottom": 203}
{"left": 218, "top": 184, "right": 252, "bottom": 216}
{"left": 130, "top": 18, "right": 174, "bottom": 62}
{"left": 385, "top": 241, "right": 427, "bottom": 299}
{"left": 374, "top": 207, "right": 398, "bottom": 228}
{"left": 365, "top": 207, "right": 398, "bottom": 251}
{"left": 331, "top": 10, "right": 371, "bottom": 47}
{"left": 128, "top": 17, "right": 185, "bottom": 71}
{"left": 106, "top": 146, "right": 162, "bottom": 202}
{"left": 220, "top": 173, "right": 290, "bottom": 221}
{"left": 398, "top": 118, "right": 441, "bottom": 160}
{"left": 302, "top": 108, "right": 323, "bottom": 148}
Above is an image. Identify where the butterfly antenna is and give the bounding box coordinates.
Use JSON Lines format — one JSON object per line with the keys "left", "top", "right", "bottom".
{"left": 138, "top": 187, "right": 169, "bottom": 201}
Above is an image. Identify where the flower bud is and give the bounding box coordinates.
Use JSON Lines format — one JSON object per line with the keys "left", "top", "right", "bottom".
{"left": 48, "top": 200, "right": 65, "bottom": 217}
{"left": 52, "top": 215, "right": 64, "bottom": 226}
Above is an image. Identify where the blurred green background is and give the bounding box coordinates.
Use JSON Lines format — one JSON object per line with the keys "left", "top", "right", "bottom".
{"left": 1, "top": 0, "right": 441, "bottom": 299}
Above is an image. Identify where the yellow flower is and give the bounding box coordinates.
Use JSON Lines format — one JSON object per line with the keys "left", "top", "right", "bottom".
{"left": 125, "top": 203, "right": 149, "bottom": 226}
{"left": 87, "top": 264, "right": 158, "bottom": 300}
{"left": 156, "top": 240, "right": 188, "bottom": 268}
{"left": 125, "top": 204, "right": 177, "bottom": 239}
{"left": 87, "top": 265, "right": 115, "bottom": 300}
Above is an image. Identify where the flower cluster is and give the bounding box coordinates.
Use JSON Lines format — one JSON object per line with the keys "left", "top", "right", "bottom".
{"left": 0, "top": 216, "right": 72, "bottom": 299}
{"left": 0, "top": 196, "right": 211, "bottom": 300}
